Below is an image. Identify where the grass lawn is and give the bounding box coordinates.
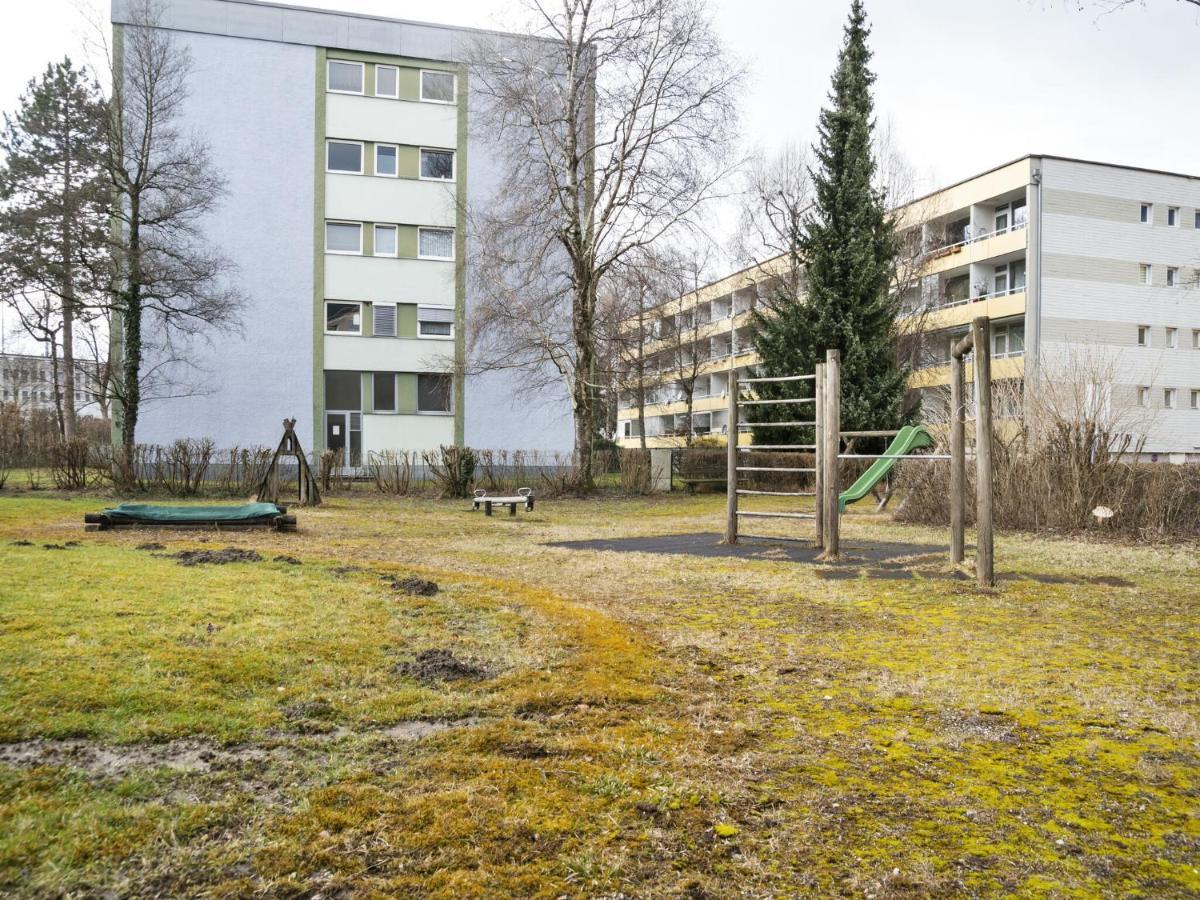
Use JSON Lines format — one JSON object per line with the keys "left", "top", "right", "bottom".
{"left": 0, "top": 491, "right": 1196, "bottom": 897}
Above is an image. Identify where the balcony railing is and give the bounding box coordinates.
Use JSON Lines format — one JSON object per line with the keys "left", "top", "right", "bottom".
{"left": 924, "top": 219, "right": 1027, "bottom": 258}
{"left": 904, "top": 283, "right": 1028, "bottom": 316}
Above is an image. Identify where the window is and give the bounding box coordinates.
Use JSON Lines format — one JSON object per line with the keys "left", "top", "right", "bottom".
{"left": 1194, "top": 329, "right": 1200, "bottom": 350}
{"left": 325, "top": 302, "right": 362, "bottom": 334}
{"left": 1167, "top": 327, "right": 1178, "bottom": 349}
{"left": 1012, "top": 198, "right": 1027, "bottom": 230}
{"left": 1137, "top": 325, "right": 1151, "bottom": 347}
{"left": 1138, "top": 386, "right": 1150, "bottom": 408}
{"left": 325, "top": 371, "right": 361, "bottom": 411}
{"left": 1140, "top": 264, "right": 1152, "bottom": 285}
{"left": 418, "top": 227, "right": 454, "bottom": 260}
{"left": 1167, "top": 206, "right": 1179, "bottom": 227}
{"left": 993, "top": 264, "right": 1008, "bottom": 296}
{"left": 1192, "top": 389, "right": 1200, "bottom": 411}
{"left": 1196, "top": 210, "right": 1200, "bottom": 229}
{"left": 373, "top": 373, "right": 396, "bottom": 412}
{"left": 375, "top": 65, "right": 399, "bottom": 98}
{"left": 373, "top": 303, "right": 396, "bottom": 337}
{"left": 328, "top": 60, "right": 364, "bottom": 94}
{"left": 994, "top": 204, "right": 1009, "bottom": 234}
{"left": 375, "top": 144, "right": 398, "bottom": 177}
{"left": 419, "top": 148, "right": 455, "bottom": 181}
{"left": 1140, "top": 202, "right": 1152, "bottom": 224}
{"left": 374, "top": 224, "right": 398, "bottom": 257}
{"left": 1011, "top": 258, "right": 1027, "bottom": 292}
{"left": 418, "top": 305, "right": 454, "bottom": 338}
{"left": 992, "top": 322, "right": 1025, "bottom": 358}
{"left": 326, "top": 140, "right": 363, "bottom": 174}
{"left": 325, "top": 221, "right": 362, "bottom": 254}
{"left": 417, "top": 373, "right": 452, "bottom": 412}
{"left": 420, "top": 70, "right": 455, "bottom": 103}
{"left": 1167, "top": 267, "right": 1178, "bottom": 287}
{"left": 1164, "top": 388, "right": 1177, "bottom": 409}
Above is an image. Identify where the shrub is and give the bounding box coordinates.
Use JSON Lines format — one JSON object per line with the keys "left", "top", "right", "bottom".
{"left": 619, "top": 449, "right": 652, "bottom": 494}
{"left": 424, "top": 445, "right": 477, "bottom": 498}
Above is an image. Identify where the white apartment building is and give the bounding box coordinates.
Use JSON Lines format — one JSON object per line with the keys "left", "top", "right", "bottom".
{"left": 112, "top": 0, "right": 576, "bottom": 460}
{"left": 0, "top": 353, "right": 103, "bottom": 417}
{"left": 617, "top": 155, "right": 1200, "bottom": 460}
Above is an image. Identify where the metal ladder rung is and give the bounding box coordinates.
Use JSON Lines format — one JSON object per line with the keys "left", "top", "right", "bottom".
{"left": 738, "top": 445, "right": 817, "bottom": 451}
{"left": 736, "top": 466, "right": 816, "bottom": 473}
{"left": 736, "top": 511, "right": 816, "bottom": 519}
{"left": 736, "top": 489, "right": 817, "bottom": 496}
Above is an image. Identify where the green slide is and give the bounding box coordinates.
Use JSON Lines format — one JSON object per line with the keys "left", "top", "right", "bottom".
{"left": 838, "top": 425, "right": 934, "bottom": 513}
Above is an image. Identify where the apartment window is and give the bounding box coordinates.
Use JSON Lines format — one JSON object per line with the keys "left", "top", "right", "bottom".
{"left": 1167, "top": 267, "right": 1178, "bottom": 287}
{"left": 418, "top": 305, "right": 454, "bottom": 337}
{"left": 375, "top": 65, "right": 399, "bottom": 98}
{"left": 1012, "top": 198, "right": 1027, "bottom": 229}
{"left": 420, "top": 70, "right": 456, "bottom": 103}
{"left": 1167, "top": 206, "right": 1179, "bottom": 227}
{"left": 1011, "top": 258, "right": 1027, "bottom": 292}
{"left": 418, "top": 227, "right": 454, "bottom": 260}
{"left": 419, "top": 148, "right": 455, "bottom": 181}
{"left": 1196, "top": 210, "right": 1200, "bottom": 229}
{"left": 993, "top": 264, "right": 1008, "bottom": 296}
{"left": 1140, "top": 202, "right": 1152, "bottom": 224}
{"left": 992, "top": 322, "right": 1025, "bottom": 358}
{"left": 417, "top": 373, "right": 452, "bottom": 412}
{"left": 373, "top": 373, "right": 396, "bottom": 412}
{"left": 994, "top": 204, "right": 1009, "bottom": 234}
{"left": 1167, "top": 327, "right": 1179, "bottom": 349}
{"left": 375, "top": 144, "right": 398, "bottom": 177}
{"left": 1192, "top": 389, "right": 1200, "bottom": 411}
{"left": 325, "top": 221, "right": 362, "bottom": 254}
{"left": 374, "top": 224, "right": 398, "bottom": 257}
{"left": 1164, "top": 388, "right": 1177, "bottom": 409}
{"left": 1138, "top": 386, "right": 1150, "bottom": 408}
{"left": 373, "top": 303, "right": 396, "bottom": 337}
{"left": 1194, "top": 329, "right": 1200, "bottom": 350}
{"left": 1140, "top": 264, "right": 1152, "bottom": 285}
{"left": 328, "top": 60, "right": 364, "bottom": 94}
{"left": 325, "top": 301, "right": 362, "bottom": 334}
{"left": 1137, "top": 325, "right": 1151, "bottom": 347}
{"left": 326, "top": 140, "right": 363, "bottom": 174}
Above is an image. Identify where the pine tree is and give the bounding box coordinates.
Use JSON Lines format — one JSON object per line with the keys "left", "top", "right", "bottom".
{"left": 749, "top": 0, "right": 911, "bottom": 446}
{"left": 0, "top": 59, "right": 109, "bottom": 439}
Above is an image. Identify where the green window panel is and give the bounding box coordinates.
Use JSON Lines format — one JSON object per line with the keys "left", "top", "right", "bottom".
{"left": 396, "top": 373, "right": 418, "bottom": 413}
{"left": 397, "top": 303, "right": 418, "bottom": 337}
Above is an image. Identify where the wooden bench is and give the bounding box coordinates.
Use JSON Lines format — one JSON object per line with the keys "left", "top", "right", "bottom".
{"left": 472, "top": 488, "right": 535, "bottom": 516}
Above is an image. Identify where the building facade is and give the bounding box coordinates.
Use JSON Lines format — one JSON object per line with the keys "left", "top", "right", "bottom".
{"left": 111, "top": 0, "right": 576, "bottom": 459}
{"left": 0, "top": 353, "right": 103, "bottom": 418}
{"left": 616, "top": 155, "right": 1200, "bottom": 460}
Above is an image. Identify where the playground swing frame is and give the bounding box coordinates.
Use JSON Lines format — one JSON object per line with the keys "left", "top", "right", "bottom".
{"left": 723, "top": 317, "right": 996, "bottom": 588}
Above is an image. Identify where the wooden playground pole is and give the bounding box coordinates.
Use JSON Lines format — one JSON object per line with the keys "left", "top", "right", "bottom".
{"left": 725, "top": 368, "right": 739, "bottom": 544}
{"left": 971, "top": 317, "right": 995, "bottom": 587}
{"left": 949, "top": 351, "right": 966, "bottom": 565}
{"left": 814, "top": 363, "right": 825, "bottom": 550}
{"left": 822, "top": 349, "right": 841, "bottom": 558}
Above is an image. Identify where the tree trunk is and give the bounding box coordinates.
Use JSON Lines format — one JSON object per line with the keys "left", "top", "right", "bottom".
{"left": 121, "top": 218, "right": 143, "bottom": 455}
{"left": 60, "top": 92, "right": 77, "bottom": 440}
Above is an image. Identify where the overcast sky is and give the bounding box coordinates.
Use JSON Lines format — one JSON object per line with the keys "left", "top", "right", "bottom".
{"left": 1, "top": 0, "right": 1198, "bottom": 346}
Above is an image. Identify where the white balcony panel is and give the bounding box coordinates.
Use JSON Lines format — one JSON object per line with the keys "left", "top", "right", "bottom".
{"left": 324, "top": 334, "right": 454, "bottom": 372}
{"left": 363, "top": 413, "right": 454, "bottom": 454}
{"left": 326, "top": 94, "right": 457, "bottom": 148}
{"left": 325, "top": 174, "right": 456, "bottom": 226}
{"left": 325, "top": 256, "right": 455, "bottom": 304}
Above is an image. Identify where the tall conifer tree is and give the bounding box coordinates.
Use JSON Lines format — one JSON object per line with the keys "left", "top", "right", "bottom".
{"left": 750, "top": 1, "right": 910, "bottom": 445}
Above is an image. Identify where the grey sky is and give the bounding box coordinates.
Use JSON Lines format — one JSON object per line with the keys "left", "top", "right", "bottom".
{"left": 3, "top": 0, "right": 1195, "bottom": 189}
{"left": 1, "top": 0, "right": 1197, "bottom": 346}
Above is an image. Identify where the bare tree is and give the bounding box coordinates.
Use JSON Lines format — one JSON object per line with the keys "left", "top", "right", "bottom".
{"left": 731, "top": 141, "right": 812, "bottom": 301}
{"left": 466, "top": 0, "right": 742, "bottom": 485}
{"left": 105, "top": 0, "right": 242, "bottom": 454}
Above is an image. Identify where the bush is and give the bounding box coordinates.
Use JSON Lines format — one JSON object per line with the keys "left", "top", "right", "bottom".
{"left": 619, "top": 449, "right": 652, "bottom": 494}
{"left": 424, "top": 445, "right": 477, "bottom": 499}
{"left": 50, "top": 439, "right": 91, "bottom": 490}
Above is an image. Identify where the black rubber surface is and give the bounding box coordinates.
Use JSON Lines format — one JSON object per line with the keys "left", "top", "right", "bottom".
{"left": 546, "top": 532, "right": 942, "bottom": 565}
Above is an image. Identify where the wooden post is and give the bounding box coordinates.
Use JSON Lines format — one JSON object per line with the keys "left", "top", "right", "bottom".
{"left": 949, "top": 352, "right": 965, "bottom": 565}
{"left": 823, "top": 349, "right": 841, "bottom": 558}
{"left": 814, "top": 363, "right": 825, "bottom": 550}
{"left": 725, "top": 368, "right": 739, "bottom": 544}
{"left": 971, "top": 317, "right": 995, "bottom": 587}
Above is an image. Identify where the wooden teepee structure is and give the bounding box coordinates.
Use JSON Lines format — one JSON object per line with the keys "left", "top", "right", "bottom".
{"left": 255, "top": 418, "right": 321, "bottom": 506}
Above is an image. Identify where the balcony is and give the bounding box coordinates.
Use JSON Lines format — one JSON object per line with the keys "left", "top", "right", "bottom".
{"left": 920, "top": 221, "right": 1028, "bottom": 277}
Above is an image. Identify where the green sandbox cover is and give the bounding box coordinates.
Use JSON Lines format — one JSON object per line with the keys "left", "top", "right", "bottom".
{"left": 102, "top": 502, "right": 283, "bottom": 523}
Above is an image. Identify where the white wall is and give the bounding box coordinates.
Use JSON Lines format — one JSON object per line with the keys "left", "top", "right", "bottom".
{"left": 135, "top": 30, "right": 316, "bottom": 449}
{"left": 363, "top": 413, "right": 454, "bottom": 454}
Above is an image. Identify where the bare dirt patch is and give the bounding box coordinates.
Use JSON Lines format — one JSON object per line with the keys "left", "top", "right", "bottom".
{"left": 384, "top": 574, "right": 439, "bottom": 596}
{"left": 168, "top": 547, "right": 263, "bottom": 566}
{"left": 135, "top": 541, "right": 166, "bottom": 551}
{"left": 395, "top": 648, "right": 489, "bottom": 683}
